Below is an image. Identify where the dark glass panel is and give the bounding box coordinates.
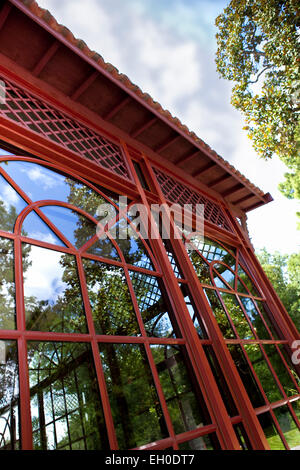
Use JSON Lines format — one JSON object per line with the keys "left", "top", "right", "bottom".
{"left": 178, "top": 433, "right": 220, "bottom": 450}
{"left": 291, "top": 400, "right": 300, "bottom": 424}
{"left": 133, "top": 161, "right": 149, "bottom": 190}
{"left": 219, "top": 292, "right": 254, "bottom": 339}
{"left": 22, "top": 211, "right": 66, "bottom": 246}
{"left": 28, "top": 341, "right": 108, "bottom": 450}
{"left": 82, "top": 258, "right": 140, "bottom": 336}
{"left": 233, "top": 423, "right": 252, "bottom": 450}
{"left": 0, "top": 340, "right": 19, "bottom": 450}
{"left": 277, "top": 345, "right": 300, "bottom": 387}
{"left": 256, "top": 301, "right": 281, "bottom": 339}
{"left": 151, "top": 345, "right": 211, "bottom": 434}
{"left": 204, "top": 345, "right": 238, "bottom": 417}
{"left": 109, "top": 219, "right": 154, "bottom": 270}
{"left": 188, "top": 251, "right": 211, "bottom": 284}
{"left": 239, "top": 297, "right": 270, "bottom": 339}
{"left": 244, "top": 344, "right": 283, "bottom": 403}
{"left": 129, "top": 271, "right": 180, "bottom": 338}
{"left": 179, "top": 284, "right": 206, "bottom": 339}
{"left": 0, "top": 174, "right": 27, "bottom": 232}
{"left": 23, "top": 244, "right": 87, "bottom": 333}
{"left": 40, "top": 206, "right": 96, "bottom": 249}
{"left": 273, "top": 405, "right": 300, "bottom": 449}
{"left": 0, "top": 237, "right": 15, "bottom": 329}
{"left": 228, "top": 345, "right": 265, "bottom": 408}
{"left": 257, "top": 412, "right": 285, "bottom": 450}
{"left": 99, "top": 343, "right": 168, "bottom": 449}
{"left": 237, "top": 265, "right": 260, "bottom": 297}
{"left": 204, "top": 289, "right": 236, "bottom": 339}
{"left": 0, "top": 160, "right": 117, "bottom": 215}
{"left": 263, "top": 344, "right": 299, "bottom": 397}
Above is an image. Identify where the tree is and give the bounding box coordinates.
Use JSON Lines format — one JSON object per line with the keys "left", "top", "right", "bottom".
{"left": 215, "top": 0, "right": 300, "bottom": 218}
{"left": 257, "top": 248, "right": 300, "bottom": 331}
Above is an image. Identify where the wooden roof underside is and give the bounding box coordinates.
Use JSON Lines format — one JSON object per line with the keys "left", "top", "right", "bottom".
{"left": 0, "top": 0, "right": 273, "bottom": 213}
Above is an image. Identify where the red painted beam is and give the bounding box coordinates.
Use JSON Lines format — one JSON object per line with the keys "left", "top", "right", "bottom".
{"left": 192, "top": 161, "right": 216, "bottom": 178}
{"left": 103, "top": 95, "right": 131, "bottom": 120}
{"left": 221, "top": 183, "right": 244, "bottom": 198}
{"left": 208, "top": 173, "right": 232, "bottom": 188}
{"left": 71, "top": 70, "right": 99, "bottom": 101}
{"left": 154, "top": 134, "right": 181, "bottom": 153}
{"left": 130, "top": 116, "right": 157, "bottom": 138}
{"left": 174, "top": 149, "right": 200, "bottom": 165}
{"left": 0, "top": 2, "right": 12, "bottom": 30}
{"left": 32, "top": 40, "right": 60, "bottom": 76}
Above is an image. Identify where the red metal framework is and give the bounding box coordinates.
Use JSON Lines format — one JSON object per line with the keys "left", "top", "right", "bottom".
{"left": 0, "top": 76, "right": 131, "bottom": 180}
{"left": 153, "top": 166, "right": 233, "bottom": 233}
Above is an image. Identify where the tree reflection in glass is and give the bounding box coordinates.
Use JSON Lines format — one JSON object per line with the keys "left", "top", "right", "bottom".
{"left": 219, "top": 292, "right": 254, "bottom": 339}
{"left": 23, "top": 244, "right": 87, "bottom": 333}
{"left": 82, "top": 258, "right": 140, "bottom": 336}
{"left": 239, "top": 297, "right": 270, "bottom": 339}
{"left": 204, "top": 289, "right": 236, "bottom": 339}
{"left": 129, "top": 271, "right": 178, "bottom": 338}
{"left": 27, "top": 341, "right": 109, "bottom": 450}
{"left": 0, "top": 340, "right": 19, "bottom": 450}
{"left": 257, "top": 412, "right": 285, "bottom": 450}
{"left": 0, "top": 237, "right": 16, "bottom": 329}
{"left": 150, "top": 345, "right": 211, "bottom": 434}
{"left": 99, "top": 343, "right": 168, "bottom": 449}
{"left": 273, "top": 405, "right": 300, "bottom": 449}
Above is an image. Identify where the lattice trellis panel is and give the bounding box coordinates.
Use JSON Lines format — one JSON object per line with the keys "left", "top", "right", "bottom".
{"left": 153, "top": 167, "right": 233, "bottom": 232}
{"left": 0, "top": 76, "right": 131, "bottom": 180}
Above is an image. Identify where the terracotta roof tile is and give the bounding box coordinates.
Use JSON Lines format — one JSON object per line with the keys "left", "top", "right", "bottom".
{"left": 18, "top": 0, "right": 266, "bottom": 198}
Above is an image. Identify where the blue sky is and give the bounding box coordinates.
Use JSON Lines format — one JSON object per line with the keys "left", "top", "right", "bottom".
{"left": 36, "top": 0, "right": 300, "bottom": 255}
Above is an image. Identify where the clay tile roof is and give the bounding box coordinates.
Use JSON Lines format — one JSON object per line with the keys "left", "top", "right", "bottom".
{"left": 19, "top": 0, "right": 266, "bottom": 198}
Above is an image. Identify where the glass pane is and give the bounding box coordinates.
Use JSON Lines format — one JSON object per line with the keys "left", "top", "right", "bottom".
{"left": 277, "top": 345, "right": 300, "bottom": 387}
{"left": 228, "top": 345, "right": 265, "bottom": 408}
{"left": 188, "top": 251, "right": 211, "bottom": 284}
{"left": 214, "top": 263, "right": 235, "bottom": 289}
{"left": 99, "top": 343, "right": 168, "bottom": 449}
{"left": 234, "top": 423, "right": 252, "bottom": 450}
{"left": 162, "top": 238, "right": 184, "bottom": 279}
{"left": 0, "top": 340, "right": 20, "bottom": 450}
{"left": 257, "top": 412, "right": 285, "bottom": 450}
{"left": 109, "top": 219, "right": 154, "bottom": 270}
{"left": 204, "top": 289, "right": 236, "bottom": 339}
{"left": 219, "top": 292, "right": 254, "bottom": 339}
{"left": 86, "top": 236, "right": 120, "bottom": 261}
{"left": 151, "top": 345, "right": 211, "bottom": 434}
{"left": 28, "top": 341, "right": 109, "bottom": 450}
{"left": 192, "top": 236, "right": 236, "bottom": 268}
{"left": 291, "top": 400, "right": 300, "bottom": 424}
{"left": 237, "top": 265, "right": 260, "bottom": 297}
{"left": 178, "top": 433, "right": 220, "bottom": 450}
{"left": 256, "top": 301, "right": 281, "bottom": 339}
{"left": 273, "top": 405, "right": 300, "bottom": 449}
{"left": 204, "top": 345, "right": 238, "bottom": 417}
{"left": 23, "top": 244, "right": 87, "bottom": 333}
{"left": 0, "top": 174, "right": 27, "bottom": 232}
{"left": 82, "top": 258, "right": 140, "bottom": 336}
{"left": 0, "top": 160, "right": 116, "bottom": 216}
{"left": 129, "top": 271, "right": 179, "bottom": 338}
{"left": 244, "top": 344, "right": 283, "bottom": 403}
{"left": 239, "top": 297, "right": 270, "bottom": 339}
{"left": 40, "top": 206, "right": 96, "bottom": 249}
{"left": 0, "top": 237, "right": 15, "bottom": 329}
{"left": 263, "top": 344, "right": 299, "bottom": 397}
{"left": 180, "top": 284, "right": 206, "bottom": 339}
{"left": 22, "top": 210, "right": 66, "bottom": 246}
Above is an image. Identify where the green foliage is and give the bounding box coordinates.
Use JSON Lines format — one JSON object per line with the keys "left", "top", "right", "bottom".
{"left": 257, "top": 248, "right": 300, "bottom": 330}
{"left": 215, "top": 1, "right": 300, "bottom": 213}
